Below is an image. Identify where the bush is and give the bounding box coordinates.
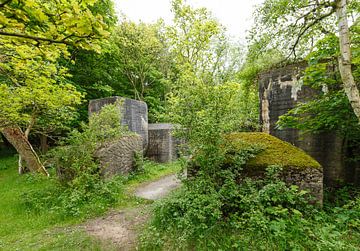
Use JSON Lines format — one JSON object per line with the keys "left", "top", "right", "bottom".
{"left": 49, "top": 101, "right": 128, "bottom": 185}
{"left": 22, "top": 174, "right": 125, "bottom": 218}
{"left": 22, "top": 102, "right": 129, "bottom": 218}
{"left": 141, "top": 163, "right": 360, "bottom": 250}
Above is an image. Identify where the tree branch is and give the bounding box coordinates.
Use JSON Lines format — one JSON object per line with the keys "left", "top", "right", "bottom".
{"left": 0, "top": 0, "right": 11, "bottom": 8}
{"left": 0, "top": 31, "right": 97, "bottom": 45}
{"left": 0, "top": 31, "right": 72, "bottom": 44}
{"left": 288, "top": 8, "right": 335, "bottom": 59}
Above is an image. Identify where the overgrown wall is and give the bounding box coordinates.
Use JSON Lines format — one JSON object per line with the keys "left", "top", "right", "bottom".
{"left": 258, "top": 63, "right": 357, "bottom": 186}
{"left": 94, "top": 135, "right": 143, "bottom": 178}
{"left": 88, "top": 97, "right": 148, "bottom": 149}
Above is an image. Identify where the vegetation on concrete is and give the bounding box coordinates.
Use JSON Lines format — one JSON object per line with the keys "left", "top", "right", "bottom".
{"left": 141, "top": 164, "right": 360, "bottom": 250}
{"left": 0, "top": 0, "right": 360, "bottom": 250}
{"left": 225, "top": 132, "right": 321, "bottom": 170}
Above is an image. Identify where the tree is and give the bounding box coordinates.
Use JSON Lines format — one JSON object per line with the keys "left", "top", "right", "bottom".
{"left": 164, "top": 0, "right": 256, "bottom": 160}
{"left": 167, "top": 0, "right": 225, "bottom": 84}
{"left": 277, "top": 32, "right": 360, "bottom": 142}
{"left": 110, "top": 20, "right": 173, "bottom": 122}
{"left": 0, "top": 0, "right": 111, "bottom": 175}
{"left": 252, "top": 0, "right": 360, "bottom": 122}
{"left": 67, "top": 19, "right": 173, "bottom": 123}
{"left": 110, "top": 21, "right": 168, "bottom": 101}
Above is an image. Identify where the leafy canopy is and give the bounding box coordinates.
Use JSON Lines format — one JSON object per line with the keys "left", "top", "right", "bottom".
{"left": 0, "top": 0, "right": 111, "bottom": 133}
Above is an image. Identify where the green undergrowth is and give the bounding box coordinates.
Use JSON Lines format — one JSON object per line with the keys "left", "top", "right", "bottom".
{"left": 140, "top": 157, "right": 360, "bottom": 250}
{"left": 0, "top": 155, "right": 180, "bottom": 251}
{"left": 226, "top": 132, "right": 321, "bottom": 169}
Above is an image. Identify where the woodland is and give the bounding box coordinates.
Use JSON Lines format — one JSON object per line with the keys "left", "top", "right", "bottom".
{"left": 0, "top": 0, "right": 360, "bottom": 250}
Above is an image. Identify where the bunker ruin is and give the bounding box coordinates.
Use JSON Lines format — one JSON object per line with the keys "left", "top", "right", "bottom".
{"left": 259, "top": 63, "right": 360, "bottom": 186}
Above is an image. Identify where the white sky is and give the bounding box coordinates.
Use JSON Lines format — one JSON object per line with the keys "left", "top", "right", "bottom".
{"left": 113, "top": 0, "right": 264, "bottom": 42}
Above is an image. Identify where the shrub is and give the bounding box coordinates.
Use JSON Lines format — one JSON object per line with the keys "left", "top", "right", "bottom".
{"left": 22, "top": 102, "right": 129, "bottom": 218}
{"left": 141, "top": 163, "right": 319, "bottom": 249}
{"left": 49, "top": 101, "right": 127, "bottom": 185}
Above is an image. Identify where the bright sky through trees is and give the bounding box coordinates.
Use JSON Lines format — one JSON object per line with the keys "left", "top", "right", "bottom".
{"left": 114, "top": 0, "right": 264, "bottom": 40}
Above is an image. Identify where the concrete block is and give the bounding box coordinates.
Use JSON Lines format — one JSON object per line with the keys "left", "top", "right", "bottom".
{"left": 146, "top": 123, "right": 181, "bottom": 163}
{"left": 94, "top": 135, "right": 143, "bottom": 178}
{"left": 89, "top": 97, "right": 148, "bottom": 149}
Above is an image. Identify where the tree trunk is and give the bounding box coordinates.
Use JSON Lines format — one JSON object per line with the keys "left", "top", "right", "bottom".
{"left": 39, "top": 134, "right": 49, "bottom": 153}
{"left": 336, "top": 0, "right": 360, "bottom": 122}
{"left": 1, "top": 127, "right": 49, "bottom": 176}
{"left": 18, "top": 116, "right": 35, "bottom": 174}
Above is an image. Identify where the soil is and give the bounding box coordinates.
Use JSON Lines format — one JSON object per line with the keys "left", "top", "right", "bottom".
{"left": 84, "top": 206, "right": 149, "bottom": 250}
{"left": 83, "top": 174, "right": 181, "bottom": 250}
{"left": 134, "top": 174, "right": 181, "bottom": 200}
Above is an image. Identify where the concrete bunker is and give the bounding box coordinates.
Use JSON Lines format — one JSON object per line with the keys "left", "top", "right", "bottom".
{"left": 89, "top": 97, "right": 148, "bottom": 149}
{"left": 259, "top": 63, "right": 360, "bottom": 186}
{"left": 146, "top": 123, "right": 182, "bottom": 163}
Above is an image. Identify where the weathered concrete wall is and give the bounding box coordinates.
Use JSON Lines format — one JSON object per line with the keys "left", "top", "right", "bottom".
{"left": 281, "top": 167, "right": 323, "bottom": 204}
{"left": 88, "top": 97, "right": 148, "bottom": 149}
{"left": 259, "top": 63, "right": 348, "bottom": 186}
{"left": 94, "top": 135, "right": 143, "bottom": 178}
{"left": 146, "top": 123, "right": 181, "bottom": 163}
{"left": 240, "top": 167, "right": 323, "bottom": 205}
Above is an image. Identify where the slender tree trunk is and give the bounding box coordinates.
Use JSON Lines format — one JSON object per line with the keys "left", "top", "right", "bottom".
{"left": 1, "top": 127, "right": 49, "bottom": 176}
{"left": 39, "top": 134, "right": 49, "bottom": 153}
{"left": 18, "top": 116, "right": 35, "bottom": 174}
{"left": 336, "top": 0, "right": 360, "bottom": 122}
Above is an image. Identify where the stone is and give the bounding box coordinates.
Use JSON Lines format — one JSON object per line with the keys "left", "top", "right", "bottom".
{"left": 146, "top": 123, "right": 182, "bottom": 163}
{"left": 259, "top": 62, "right": 360, "bottom": 187}
{"left": 94, "top": 135, "right": 143, "bottom": 178}
{"left": 225, "top": 132, "right": 324, "bottom": 204}
{"left": 88, "top": 97, "right": 148, "bottom": 149}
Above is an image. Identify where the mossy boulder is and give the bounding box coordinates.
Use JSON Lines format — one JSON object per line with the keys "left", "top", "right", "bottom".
{"left": 224, "top": 132, "right": 323, "bottom": 204}
{"left": 225, "top": 132, "right": 321, "bottom": 170}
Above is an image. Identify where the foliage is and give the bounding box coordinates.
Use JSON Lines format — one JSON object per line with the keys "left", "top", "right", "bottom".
{"left": 67, "top": 19, "right": 172, "bottom": 123}
{"left": 141, "top": 163, "right": 360, "bottom": 250}
{"left": 141, "top": 165, "right": 315, "bottom": 250}
{"left": 250, "top": 0, "right": 358, "bottom": 59}
{"left": 0, "top": 155, "right": 16, "bottom": 171}
{"left": 110, "top": 20, "right": 172, "bottom": 122}
{"left": 164, "top": 1, "right": 259, "bottom": 173}
{"left": 0, "top": 0, "right": 111, "bottom": 143}
{"left": 49, "top": 102, "right": 128, "bottom": 185}
{"left": 0, "top": 157, "right": 116, "bottom": 250}
{"left": 168, "top": 81, "right": 258, "bottom": 176}
{"left": 15, "top": 103, "right": 126, "bottom": 217}
{"left": 167, "top": 0, "right": 242, "bottom": 86}
{"left": 251, "top": 0, "right": 360, "bottom": 126}
{"left": 0, "top": 155, "right": 180, "bottom": 250}
{"left": 110, "top": 21, "right": 169, "bottom": 101}
{"left": 277, "top": 31, "right": 360, "bottom": 140}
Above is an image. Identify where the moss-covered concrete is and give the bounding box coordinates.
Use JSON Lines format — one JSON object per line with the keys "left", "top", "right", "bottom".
{"left": 225, "top": 132, "right": 321, "bottom": 170}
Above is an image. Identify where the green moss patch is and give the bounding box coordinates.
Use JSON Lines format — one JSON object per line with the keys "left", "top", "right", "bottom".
{"left": 225, "top": 132, "right": 321, "bottom": 170}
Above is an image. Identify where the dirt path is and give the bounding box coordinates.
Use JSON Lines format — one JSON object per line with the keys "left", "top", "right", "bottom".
{"left": 134, "top": 174, "right": 181, "bottom": 200}
{"left": 83, "top": 174, "right": 181, "bottom": 250}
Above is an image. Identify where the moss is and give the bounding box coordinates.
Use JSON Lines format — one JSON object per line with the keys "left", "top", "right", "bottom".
{"left": 225, "top": 132, "right": 321, "bottom": 170}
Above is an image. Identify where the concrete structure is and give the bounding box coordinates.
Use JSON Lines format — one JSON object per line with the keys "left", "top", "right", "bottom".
{"left": 146, "top": 123, "right": 181, "bottom": 163}
{"left": 89, "top": 97, "right": 148, "bottom": 149}
{"left": 259, "top": 63, "right": 360, "bottom": 186}
{"left": 94, "top": 135, "right": 143, "bottom": 178}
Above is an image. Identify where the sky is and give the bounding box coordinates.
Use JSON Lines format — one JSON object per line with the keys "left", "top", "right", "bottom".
{"left": 113, "top": 0, "right": 264, "bottom": 42}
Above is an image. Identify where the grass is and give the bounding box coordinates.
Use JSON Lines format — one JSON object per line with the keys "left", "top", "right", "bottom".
{"left": 0, "top": 155, "right": 181, "bottom": 250}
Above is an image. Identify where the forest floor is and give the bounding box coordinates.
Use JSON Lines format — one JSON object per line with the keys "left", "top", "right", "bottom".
{"left": 83, "top": 174, "right": 181, "bottom": 250}
{"left": 0, "top": 155, "right": 181, "bottom": 250}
